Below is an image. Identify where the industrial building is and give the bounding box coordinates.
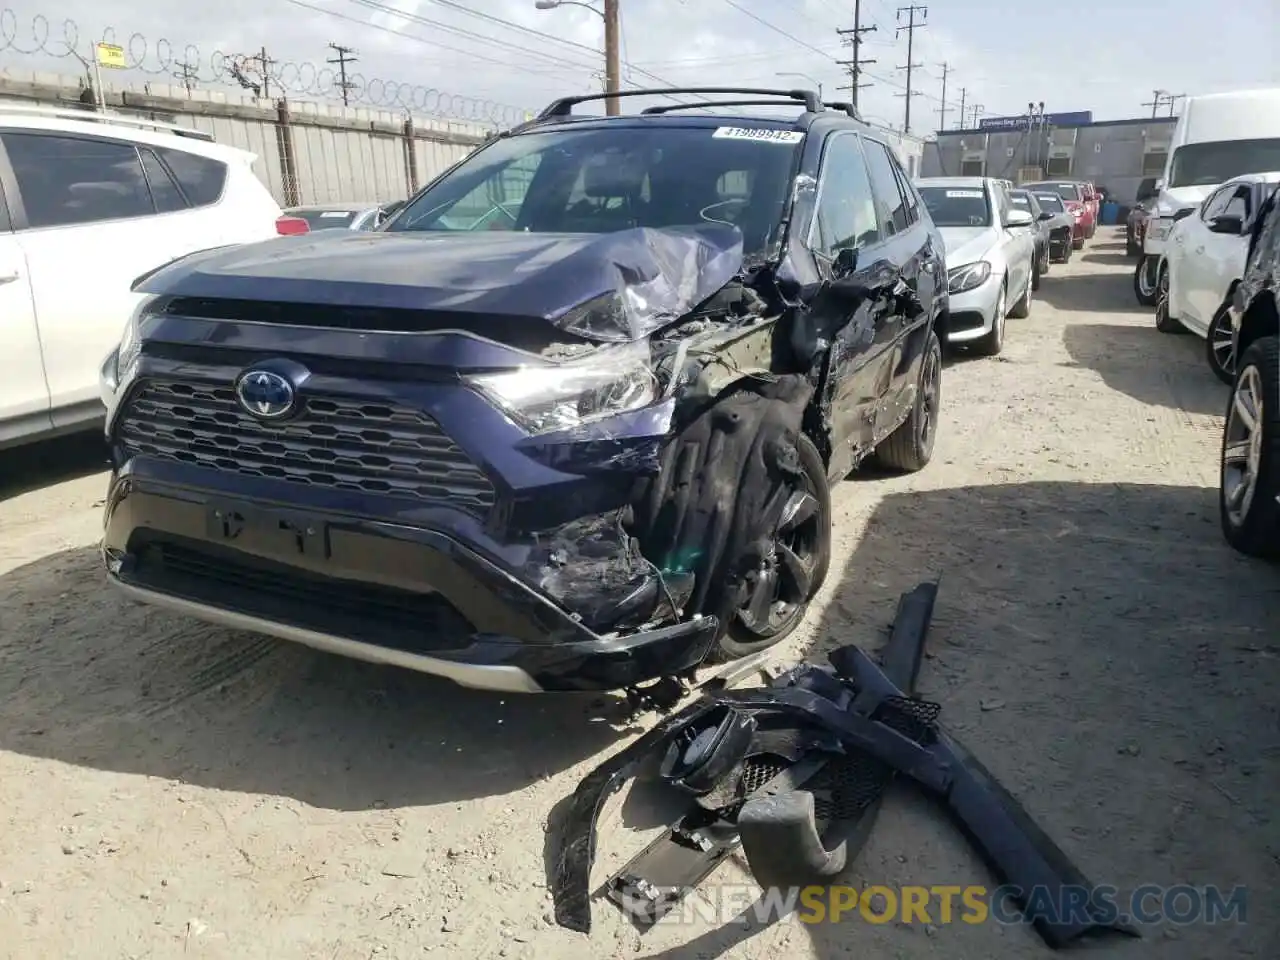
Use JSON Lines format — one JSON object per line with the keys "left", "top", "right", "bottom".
{"left": 920, "top": 111, "right": 1177, "bottom": 205}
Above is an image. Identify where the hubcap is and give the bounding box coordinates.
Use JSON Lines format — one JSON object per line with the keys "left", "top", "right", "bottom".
{"left": 1222, "top": 365, "right": 1264, "bottom": 528}
{"left": 734, "top": 483, "right": 821, "bottom": 639}
{"left": 1137, "top": 257, "right": 1159, "bottom": 297}
{"left": 1210, "top": 312, "right": 1236, "bottom": 377}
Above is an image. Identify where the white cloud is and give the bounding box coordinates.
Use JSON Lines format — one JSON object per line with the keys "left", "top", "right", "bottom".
{"left": 2, "top": 0, "right": 1275, "bottom": 131}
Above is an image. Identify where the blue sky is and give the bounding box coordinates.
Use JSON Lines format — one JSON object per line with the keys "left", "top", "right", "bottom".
{"left": 7, "top": 0, "right": 1279, "bottom": 132}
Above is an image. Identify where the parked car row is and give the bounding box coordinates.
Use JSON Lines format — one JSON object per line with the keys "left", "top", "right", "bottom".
{"left": 1126, "top": 88, "right": 1280, "bottom": 384}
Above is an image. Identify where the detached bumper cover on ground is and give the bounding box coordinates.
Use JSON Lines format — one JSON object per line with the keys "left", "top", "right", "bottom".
{"left": 548, "top": 583, "right": 1140, "bottom": 950}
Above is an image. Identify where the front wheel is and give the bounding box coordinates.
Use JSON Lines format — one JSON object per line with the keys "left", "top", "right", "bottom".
{"left": 1206, "top": 305, "right": 1237, "bottom": 384}
{"left": 1220, "top": 336, "right": 1280, "bottom": 558}
{"left": 716, "top": 433, "right": 831, "bottom": 659}
{"left": 874, "top": 330, "right": 942, "bottom": 473}
{"left": 973, "top": 280, "right": 1007, "bottom": 357}
{"left": 1133, "top": 255, "right": 1161, "bottom": 306}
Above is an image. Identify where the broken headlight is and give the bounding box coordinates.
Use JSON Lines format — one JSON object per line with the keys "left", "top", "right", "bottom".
{"left": 947, "top": 260, "right": 992, "bottom": 294}
{"left": 466, "top": 340, "right": 659, "bottom": 435}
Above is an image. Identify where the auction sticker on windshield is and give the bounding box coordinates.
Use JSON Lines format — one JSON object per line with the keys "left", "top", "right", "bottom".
{"left": 713, "top": 127, "right": 804, "bottom": 144}
{"left": 945, "top": 190, "right": 984, "bottom": 198}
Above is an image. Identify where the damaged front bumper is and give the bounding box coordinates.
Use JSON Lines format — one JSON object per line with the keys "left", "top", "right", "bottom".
{"left": 101, "top": 466, "right": 718, "bottom": 693}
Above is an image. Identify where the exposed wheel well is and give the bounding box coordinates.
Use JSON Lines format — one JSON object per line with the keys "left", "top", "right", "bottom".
{"left": 1238, "top": 291, "right": 1279, "bottom": 357}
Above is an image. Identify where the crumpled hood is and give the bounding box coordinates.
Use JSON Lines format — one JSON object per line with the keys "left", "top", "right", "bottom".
{"left": 938, "top": 226, "right": 999, "bottom": 266}
{"left": 133, "top": 224, "right": 745, "bottom": 342}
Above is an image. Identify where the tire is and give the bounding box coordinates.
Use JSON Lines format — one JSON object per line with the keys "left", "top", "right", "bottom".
{"left": 973, "top": 279, "right": 1007, "bottom": 356}
{"left": 1008, "top": 264, "right": 1032, "bottom": 319}
{"left": 1154, "top": 295, "right": 1185, "bottom": 334}
{"left": 1071, "top": 234, "right": 1085, "bottom": 250}
{"left": 1206, "top": 304, "right": 1237, "bottom": 385}
{"left": 1220, "top": 336, "right": 1280, "bottom": 558}
{"left": 874, "top": 329, "right": 942, "bottom": 473}
{"left": 716, "top": 432, "right": 831, "bottom": 659}
{"left": 1033, "top": 244, "right": 1046, "bottom": 286}
{"left": 1133, "top": 255, "right": 1160, "bottom": 307}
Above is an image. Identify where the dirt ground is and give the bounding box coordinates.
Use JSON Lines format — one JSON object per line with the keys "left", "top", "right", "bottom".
{"left": 1, "top": 231, "right": 1277, "bottom": 960}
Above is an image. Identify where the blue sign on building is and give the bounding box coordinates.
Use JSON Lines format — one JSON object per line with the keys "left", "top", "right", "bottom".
{"left": 978, "top": 111, "right": 1093, "bottom": 131}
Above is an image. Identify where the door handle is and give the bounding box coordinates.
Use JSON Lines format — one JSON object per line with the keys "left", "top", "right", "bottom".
{"left": 0, "top": 271, "right": 18, "bottom": 284}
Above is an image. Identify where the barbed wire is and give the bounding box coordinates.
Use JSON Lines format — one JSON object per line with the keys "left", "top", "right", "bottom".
{"left": 0, "top": 8, "right": 530, "bottom": 125}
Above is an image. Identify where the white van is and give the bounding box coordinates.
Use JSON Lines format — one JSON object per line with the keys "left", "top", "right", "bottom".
{"left": 1134, "top": 87, "right": 1280, "bottom": 304}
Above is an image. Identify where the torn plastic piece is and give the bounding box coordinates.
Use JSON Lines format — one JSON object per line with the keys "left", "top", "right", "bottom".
{"left": 711, "top": 652, "right": 1141, "bottom": 949}
{"left": 551, "top": 581, "right": 936, "bottom": 935}
{"left": 737, "top": 790, "right": 847, "bottom": 886}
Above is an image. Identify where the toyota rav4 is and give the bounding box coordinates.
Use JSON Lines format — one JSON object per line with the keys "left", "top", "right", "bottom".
{"left": 98, "top": 87, "right": 948, "bottom": 695}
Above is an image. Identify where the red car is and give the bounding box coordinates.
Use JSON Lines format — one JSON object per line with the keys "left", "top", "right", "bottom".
{"left": 1024, "top": 180, "right": 1094, "bottom": 248}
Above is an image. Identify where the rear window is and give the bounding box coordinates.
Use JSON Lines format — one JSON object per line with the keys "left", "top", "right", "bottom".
{"left": 386, "top": 124, "right": 802, "bottom": 260}
{"left": 1034, "top": 192, "right": 1065, "bottom": 212}
{"left": 1032, "top": 182, "right": 1080, "bottom": 201}
{"left": 1010, "top": 193, "right": 1030, "bottom": 209}
{"left": 290, "top": 209, "right": 360, "bottom": 229}
{"left": 155, "top": 147, "right": 227, "bottom": 207}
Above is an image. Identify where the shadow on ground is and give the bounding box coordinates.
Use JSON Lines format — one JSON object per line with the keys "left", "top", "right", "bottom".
{"left": 0, "top": 546, "right": 626, "bottom": 811}
{"left": 640, "top": 480, "right": 1280, "bottom": 959}
{"left": 0, "top": 432, "right": 108, "bottom": 501}
{"left": 1035, "top": 258, "right": 1146, "bottom": 316}
{"left": 1062, "top": 322, "right": 1227, "bottom": 416}
{"left": 1081, "top": 249, "right": 1138, "bottom": 267}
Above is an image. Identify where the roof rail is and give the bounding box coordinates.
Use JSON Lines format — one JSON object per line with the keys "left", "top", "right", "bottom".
{"left": 642, "top": 99, "right": 819, "bottom": 115}
{"left": 0, "top": 103, "right": 214, "bottom": 142}
{"left": 538, "top": 86, "right": 822, "bottom": 120}
{"left": 823, "top": 101, "right": 863, "bottom": 121}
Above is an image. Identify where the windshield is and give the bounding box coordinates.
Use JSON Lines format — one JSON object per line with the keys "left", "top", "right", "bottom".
{"left": 1027, "top": 182, "right": 1080, "bottom": 201}
{"left": 1168, "top": 138, "right": 1280, "bottom": 188}
{"left": 917, "top": 185, "right": 992, "bottom": 227}
{"left": 1034, "top": 193, "right": 1065, "bottom": 213}
{"left": 386, "top": 125, "right": 801, "bottom": 259}
{"left": 288, "top": 209, "right": 362, "bottom": 230}
{"left": 1009, "top": 193, "right": 1032, "bottom": 210}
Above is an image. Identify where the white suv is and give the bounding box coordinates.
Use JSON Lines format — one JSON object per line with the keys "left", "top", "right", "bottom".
{"left": 0, "top": 106, "right": 283, "bottom": 451}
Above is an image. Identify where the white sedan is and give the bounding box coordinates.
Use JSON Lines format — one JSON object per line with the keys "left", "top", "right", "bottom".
{"left": 1159, "top": 171, "right": 1280, "bottom": 382}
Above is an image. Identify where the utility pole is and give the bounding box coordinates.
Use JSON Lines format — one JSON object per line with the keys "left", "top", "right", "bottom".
{"left": 970, "top": 103, "right": 984, "bottom": 128}
{"left": 1142, "top": 89, "right": 1167, "bottom": 119}
{"left": 603, "top": 0, "right": 620, "bottom": 116}
{"left": 1165, "top": 92, "right": 1185, "bottom": 117}
{"left": 835, "top": 0, "right": 877, "bottom": 110}
{"left": 957, "top": 86, "right": 967, "bottom": 130}
{"left": 894, "top": 4, "right": 927, "bottom": 133}
{"left": 935, "top": 61, "right": 949, "bottom": 132}
{"left": 173, "top": 60, "right": 198, "bottom": 94}
{"left": 248, "top": 46, "right": 276, "bottom": 99}
{"left": 327, "top": 42, "right": 358, "bottom": 106}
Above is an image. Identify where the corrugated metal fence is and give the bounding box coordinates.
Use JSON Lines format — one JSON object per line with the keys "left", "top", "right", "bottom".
{"left": 0, "top": 70, "right": 493, "bottom": 206}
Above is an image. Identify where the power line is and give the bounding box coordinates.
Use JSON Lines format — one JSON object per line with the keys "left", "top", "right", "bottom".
{"left": 327, "top": 42, "right": 358, "bottom": 106}
{"left": 835, "top": 0, "right": 877, "bottom": 109}
{"left": 935, "top": 61, "right": 949, "bottom": 132}
{"left": 1141, "top": 89, "right": 1167, "bottom": 120}
{"left": 894, "top": 4, "right": 927, "bottom": 133}
{"left": 969, "top": 102, "right": 985, "bottom": 128}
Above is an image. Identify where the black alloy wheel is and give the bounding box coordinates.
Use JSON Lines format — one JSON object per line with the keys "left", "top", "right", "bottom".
{"left": 1206, "top": 306, "right": 1237, "bottom": 384}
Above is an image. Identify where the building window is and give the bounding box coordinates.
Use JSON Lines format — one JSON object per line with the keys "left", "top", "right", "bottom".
{"left": 1142, "top": 150, "right": 1167, "bottom": 176}
{"left": 960, "top": 159, "right": 984, "bottom": 176}
{"left": 1045, "top": 155, "right": 1072, "bottom": 176}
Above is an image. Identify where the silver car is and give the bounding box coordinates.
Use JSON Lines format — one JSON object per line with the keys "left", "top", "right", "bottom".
{"left": 916, "top": 176, "right": 1038, "bottom": 356}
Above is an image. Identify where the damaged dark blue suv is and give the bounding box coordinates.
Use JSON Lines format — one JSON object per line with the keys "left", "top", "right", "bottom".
{"left": 99, "top": 87, "right": 947, "bottom": 694}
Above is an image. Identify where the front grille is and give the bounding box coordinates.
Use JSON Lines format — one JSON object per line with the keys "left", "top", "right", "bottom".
{"left": 131, "top": 537, "right": 475, "bottom": 653}
{"left": 118, "top": 379, "right": 496, "bottom": 511}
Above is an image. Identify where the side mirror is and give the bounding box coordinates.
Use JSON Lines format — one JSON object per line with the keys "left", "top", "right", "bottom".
{"left": 1037, "top": 210, "right": 1053, "bottom": 221}
{"left": 1207, "top": 214, "right": 1245, "bottom": 235}
{"left": 1004, "top": 209, "right": 1034, "bottom": 229}
{"left": 833, "top": 246, "right": 858, "bottom": 278}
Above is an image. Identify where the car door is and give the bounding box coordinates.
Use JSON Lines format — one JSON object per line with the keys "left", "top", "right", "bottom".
{"left": 994, "top": 183, "right": 1032, "bottom": 292}
{"left": 804, "top": 129, "right": 890, "bottom": 474}
{"left": 0, "top": 169, "right": 50, "bottom": 442}
{"left": 0, "top": 129, "right": 215, "bottom": 421}
{"left": 1173, "top": 186, "right": 1229, "bottom": 330}
{"left": 1193, "top": 183, "right": 1253, "bottom": 325}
